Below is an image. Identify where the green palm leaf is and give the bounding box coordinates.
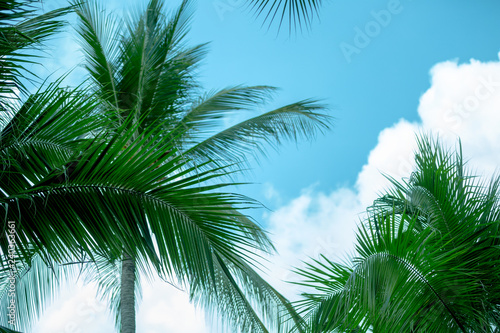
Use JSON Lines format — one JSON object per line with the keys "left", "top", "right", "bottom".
{"left": 186, "top": 99, "right": 331, "bottom": 167}
{"left": 0, "top": 249, "right": 75, "bottom": 332}
{"left": 1, "top": 118, "right": 299, "bottom": 331}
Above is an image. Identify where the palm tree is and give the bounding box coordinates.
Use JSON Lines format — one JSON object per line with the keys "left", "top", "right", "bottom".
{"left": 295, "top": 135, "right": 500, "bottom": 332}
{"left": 72, "top": 0, "right": 331, "bottom": 331}
{"left": 0, "top": 0, "right": 332, "bottom": 332}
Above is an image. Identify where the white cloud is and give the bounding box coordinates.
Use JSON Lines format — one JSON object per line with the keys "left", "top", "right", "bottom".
{"left": 265, "top": 54, "right": 500, "bottom": 301}
{"left": 263, "top": 187, "right": 362, "bottom": 299}
{"left": 417, "top": 56, "right": 500, "bottom": 175}
{"left": 33, "top": 283, "right": 113, "bottom": 333}
{"left": 137, "top": 281, "right": 207, "bottom": 333}
{"left": 355, "top": 119, "right": 419, "bottom": 207}
{"left": 263, "top": 182, "right": 279, "bottom": 201}
{"left": 33, "top": 278, "right": 207, "bottom": 333}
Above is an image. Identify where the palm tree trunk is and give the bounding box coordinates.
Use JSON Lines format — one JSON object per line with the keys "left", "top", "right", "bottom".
{"left": 120, "top": 252, "right": 136, "bottom": 333}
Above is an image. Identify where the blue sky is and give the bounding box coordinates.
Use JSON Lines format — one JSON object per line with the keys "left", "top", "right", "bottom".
{"left": 31, "top": 0, "right": 500, "bottom": 332}
{"left": 187, "top": 0, "right": 500, "bottom": 204}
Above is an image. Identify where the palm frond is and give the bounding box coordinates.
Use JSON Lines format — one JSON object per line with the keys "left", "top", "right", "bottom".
{"left": 0, "top": 78, "right": 102, "bottom": 200}
{"left": 72, "top": 0, "right": 122, "bottom": 114}
{"left": 191, "top": 250, "right": 305, "bottom": 333}
{"left": 3, "top": 118, "right": 268, "bottom": 280}
{"left": 186, "top": 99, "right": 332, "bottom": 168}
{"left": 117, "top": 0, "right": 198, "bottom": 118}
{"left": 169, "top": 85, "right": 276, "bottom": 145}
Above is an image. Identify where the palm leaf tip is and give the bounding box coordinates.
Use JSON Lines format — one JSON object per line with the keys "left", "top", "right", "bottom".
{"left": 248, "top": 0, "right": 323, "bottom": 33}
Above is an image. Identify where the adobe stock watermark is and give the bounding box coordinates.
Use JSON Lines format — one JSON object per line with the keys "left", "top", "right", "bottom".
{"left": 6, "top": 221, "right": 17, "bottom": 327}
{"left": 442, "top": 75, "right": 500, "bottom": 129}
{"left": 212, "top": 0, "right": 244, "bottom": 21}
{"left": 340, "top": 0, "right": 410, "bottom": 63}
{"left": 59, "top": 299, "right": 107, "bottom": 333}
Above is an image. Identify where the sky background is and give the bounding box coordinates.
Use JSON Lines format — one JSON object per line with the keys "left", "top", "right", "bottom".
{"left": 26, "top": 0, "right": 500, "bottom": 332}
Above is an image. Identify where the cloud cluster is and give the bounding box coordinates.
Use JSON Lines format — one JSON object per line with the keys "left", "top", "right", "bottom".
{"left": 263, "top": 186, "right": 362, "bottom": 299}
{"left": 34, "top": 280, "right": 207, "bottom": 333}
{"left": 418, "top": 57, "right": 500, "bottom": 174}
{"left": 265, "top": 54, "right": 500, "bottom": 300}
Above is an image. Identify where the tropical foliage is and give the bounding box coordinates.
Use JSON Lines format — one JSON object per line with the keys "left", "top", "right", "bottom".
{"left": 295, "top": 136, "right": 500, "bottom": 332}
{"left": 0, "top": 0, "right": 331, "bottom": 332}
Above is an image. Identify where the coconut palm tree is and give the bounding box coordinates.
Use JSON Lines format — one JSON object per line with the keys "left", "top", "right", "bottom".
{"left": 72, "top": 0, "right": 331, "bottom": 331}
{"left": 0, "top": 0, "right": 332, "bottom": 332}
{"left": 295, "top": 135, "right": 500, "bottom": 332}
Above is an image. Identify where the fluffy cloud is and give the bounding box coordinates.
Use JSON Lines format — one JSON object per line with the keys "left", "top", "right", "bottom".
{"left": 33, "top": 283, "right": 114, "bottom": 333}
{"left": 355, "top": 119, "right": 419, "bottom": 207}
{"left": 137, "top": 281, "right": 207, "bottom": 333}
{"left": 265, "top": 54, "right": 500, "bottom": 300}
{"left": 418, "top": 57, "right": 500, "bottom": 174}
{"left": 263, "top": 187, "right": 362, "bottom": 299}
{"left": 33, "top": 279, "right": 208, "bottom": 333}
